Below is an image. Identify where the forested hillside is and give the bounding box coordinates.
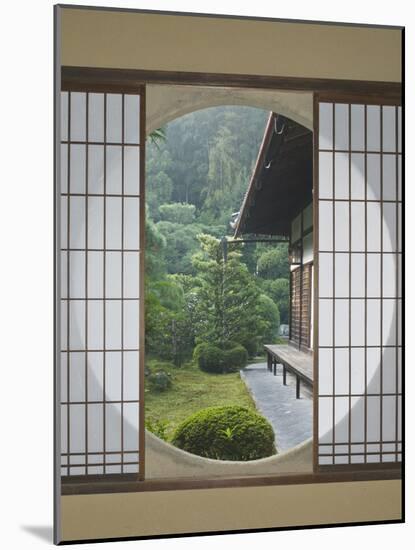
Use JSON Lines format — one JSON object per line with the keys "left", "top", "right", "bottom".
{"left": 145, "top": 106, "right": 289, "bottom": 368}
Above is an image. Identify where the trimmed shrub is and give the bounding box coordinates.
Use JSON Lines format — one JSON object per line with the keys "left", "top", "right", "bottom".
{"left": 147, "top": 370, "right": 172, "bottom": 392}
{"left": 171, "top": 405, "right": 276, "bottom": 460}
{"left": 197, "top": 344, "right": 224, "bottom": 374}
{"left": 224, "top": 344, "right": 248, "bottom": 371}
{"left": 194, "top": 343, "right": 249, "bottom": 373}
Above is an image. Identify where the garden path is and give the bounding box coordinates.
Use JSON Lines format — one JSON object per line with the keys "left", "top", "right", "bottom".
{"left": 240, "top": 362, "right": 312, "bottom": 452}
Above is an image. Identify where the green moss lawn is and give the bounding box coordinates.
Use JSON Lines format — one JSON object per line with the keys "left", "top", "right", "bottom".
{"left": 145, "top": 360, "right": 257, "bottom": 441}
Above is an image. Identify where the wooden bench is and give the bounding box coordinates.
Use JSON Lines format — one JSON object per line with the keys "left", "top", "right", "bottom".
{"left": 264, "top": 344, "right": 313, "bottom": 399}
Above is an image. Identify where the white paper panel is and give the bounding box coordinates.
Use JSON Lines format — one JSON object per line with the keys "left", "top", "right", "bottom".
{"left": 61, "top": 353, "right": 68, "bottom": 403}
{"left": 319, "top": 152, "right": 333, "bottom": 199}
{"left": 319, "top": 103, "right": 333, "bottom": 150}
{"left": 105, "top": 301, "right": 122, "bottom": 349}
{"left": 105, "top": 352, "right": 122, "bottom": 401}
{"left": 382, "top": 299, "right": 397, "bottom": 347}
{"left": 124, "top": 402, "right": 140, "bottom": 451}
{"left": 87, "top": 300, "right": 103, "bottom": 350}
{"left": 88, "top": 404, "right": 104, "bottom": 453}
{"left": 382, "top": 347, "right": 396, "bottom": 394}
{"left": 350, "top": 104, "right": 365, "bottom": 151}
{"left": 69, "top": 251, "right": 85, "bottom": 298}
{"left": 70, "top": 92, "right": 86, "bottom": 141}
{"left": 334, "top": 152, "right": 349, "bottom": 199}
{"left": 69, "top": 404, "right": 86, "bottom": 453}
{"left": 334, "top": 348, "right": 349, "bottom": 394}
{"left": 366, "top": 254, "right": 381, "bottom": 298}
{"left": 87, "top": 251, "right": 104, "bottom": 299}
{"left": 350, "top": 396, "right": 365, "bottom": 442}
{"left": 366, "top": 154, "right": 381, "bottom": 201}
{"left": 366, "top": 202, "right": 381, "bottom": 252}
{"left": 367, "top": 105, "right": 381, "bottom": 152}
{"left": 88, "top": 145, "right": 104, "bottom": 194}
{"left": 350, "top": 254, "right": 365, "bottom": 297}
{"left": 334, "top": 299, "right": 349, "bottom": 347}
{"left": 88, "top": 93, "right": 104, "bottom": 142}
{"left": 367, "top": 396, "right": 381, "bottom": 442}
{"left": 69, "top": 197, "right": 86, "bottom": 249}
{"left": 106, "top": 197, "right": 122, "bottom": 249}
{"left": 382, "top": 154, "right": 397, "bottom": 201}
{"left": 70, "top": 144, "right": 86, "bottom": 194}
{"left": 350, "top": 153, "right": 365, "bottom": 200}
{"left": 334, "top": 201, "right": 349, "bottom": 251}
{"left": 69, "top": 300, "right": 85, "bottom": 350}
{"left": 334, "top": 397, "right": 349, "bottom": 443}
{"left": 318, "top": 397, "right": 333, "bottom": 443}
{"left": 318, "top": 201, "right": 333, "bottom": 251}
{"left": 366, "top": 299, "right": 381, "bottom": 347}
{"left": 61, "top": 144, "right": 68, "bottom": 194}
{"left": 124, "top": 351, "right": 139, "bottom": 401}
{"left": 350, "top": 299, "right": 365, "bottom": 347}
{"left": 106, "top": 146, "right": 122, "bottom": 194}
{"left": 124, "top": 197, "right": 140, "bottom": 249}
{"left": 350, "top": 202, "right": 365, "bottom": 252}
{"left": 105, "top": 251, "right": 122, "bottom": 299}
{"left": 318, "top": 253, "right": 333, "bottom": 297}
{"left": 124, "top": 252, "right": 140, "bottom": 299}
{"left": 382, "top": 253, "right": 397, "bottom": 298}
{"left": 124, "top": 95, "right": 140, "bottom": 144}
{"left": 61, "top": 91, "right": 68, "bottom": 142}
{"left": 366, "top": 347, "right": 381, "bottom": 394}
{"left": 318, "top": 348, "right": 333, "bottom": 395}
{"left": 383, "top": 202, "right": 397, "bottom": 252}
{"left": 350, "top": 348, "right": 365, "bottom": 395}
{"left": 61, "top": 405, "right": 68, "bottom": 454}
{"left": 105, "top": 403, "right": 122, "bottom": 452}
{"left": 335, "top": 104, "right": 349, "bottom": 150}
{"left": 69, "top": 352, "right": 85, "bottom": 402}
{"left": 319, "top": 299, "right": 333, "bottom": 347}
{"left": 87, "top": 197, "right": 104, "bottom": 249}
{"left": 106, "top": 94, "right": 122, "bottom": 143}
{"left": 382, "top": 106, "right": 396, "bottom": 153}
{"left": 123, "top": 300, "right": 140, "bottom": 349}
{"left": 87, "top": 352, "right": 104, "bottom": 402}
{"left": 334, "top": 253, "right": 349, "bottom": 297}
{"left": 124, "top": 146, "right": 140, "bottom": 195}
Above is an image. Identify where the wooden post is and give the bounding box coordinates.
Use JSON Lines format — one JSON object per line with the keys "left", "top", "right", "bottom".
{"left": 267, "top": 352, "right": 271, "bottom": 372}
{"left": 273, "top": 359, "right": 277, "bottom": 376}
{"left": 296, "top": 376, "right": 301, "bottom": 399}
{"left": 283, "top": 365, "right": 287, "bottom": 385}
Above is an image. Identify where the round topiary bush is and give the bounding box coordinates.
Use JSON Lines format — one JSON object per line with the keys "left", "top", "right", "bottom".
{"left": 224, "top": 344, "right": 248, "bottom": 371}
{"left": 194, "top": 343, "right": 248, "bottom": 373}
{"left": 147, "top": 370, "right": 172, "bottom": 392}
{"left": 171, "top": 405, "right": 276, "bottom": 460}
{"left": 194, "top": 343, "right": 225, "bottom": 373}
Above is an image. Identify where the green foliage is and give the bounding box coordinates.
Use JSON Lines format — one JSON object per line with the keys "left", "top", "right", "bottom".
{"left": 196, "top": 344, "right": 226, "bottom": 374}
{"left": 194, "top": 342, "right": 248, "bottom": 374}
{"left": 191, "top": 234, "right": 261, "bottom": 348}
{"left": 257, "top": 244, "right": 290, "bottom": 280}
{"left": 158, "top": 202, "right": 196, "bottom": 224}
{"left": 146, "top": 106, "right": 268, "bottom": 222}
{"left": 145, "top": 417, "right": 170, "bottom": 440}
{"left": 260, "top": 278, "right": 290, "bottom": 324}
{"left": 224, "top": 345, "right": 249, "bottom": 371}
{"left": 147, "top": 369, "right": 173, "bottom": 392}
{"left": 255, "top": 294, "right": 280, "bottom": 343}
{"left": 171, "top": 405, "right": 276, "bottom": 460}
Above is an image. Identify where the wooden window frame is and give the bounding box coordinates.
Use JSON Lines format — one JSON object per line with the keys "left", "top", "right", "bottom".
{"left": 57, "top": 67, "right": 402, "bottom": 495}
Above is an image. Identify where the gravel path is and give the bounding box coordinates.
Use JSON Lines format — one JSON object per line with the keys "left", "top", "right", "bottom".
{"left": 240, "top": 362, "right": 312, "bottom": 452}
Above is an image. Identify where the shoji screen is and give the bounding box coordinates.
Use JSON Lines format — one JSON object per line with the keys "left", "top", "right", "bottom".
{"left": 317, "top": 101, "right": 402, "bottom": 467}
{"left": 59, "top": 90, "right": 144, "bottom": 477}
